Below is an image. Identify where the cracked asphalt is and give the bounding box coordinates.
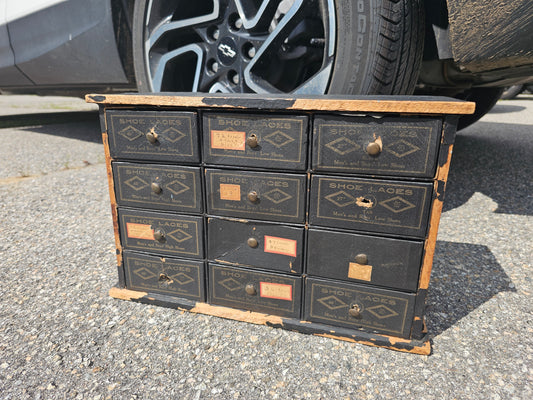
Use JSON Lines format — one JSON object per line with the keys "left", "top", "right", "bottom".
{"left": 0, "top": 94, "right": 531, "bottom": 399}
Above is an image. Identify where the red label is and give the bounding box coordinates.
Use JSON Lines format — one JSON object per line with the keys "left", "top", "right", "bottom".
{"left": 259, "top": 282, "right": 293, "bottom": 301}
{"left": 263, "top": 236, "right": 297, "bottom": 257}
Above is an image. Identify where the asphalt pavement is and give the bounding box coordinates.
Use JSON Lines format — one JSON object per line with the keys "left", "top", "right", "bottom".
{"left": 0, "top": 94, "right": 531, "bottom": 399}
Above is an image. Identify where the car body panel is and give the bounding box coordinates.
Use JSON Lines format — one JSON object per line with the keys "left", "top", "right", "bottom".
{"left": 1, "top": 0, "right": 127, "bottom": 87}
{"left": 447, "top": 0, "right": 533, "bottom": 73}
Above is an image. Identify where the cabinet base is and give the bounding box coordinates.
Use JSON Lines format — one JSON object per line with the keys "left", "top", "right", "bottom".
{"left": 109, "top": 286, "right": 431, "bottom": 355}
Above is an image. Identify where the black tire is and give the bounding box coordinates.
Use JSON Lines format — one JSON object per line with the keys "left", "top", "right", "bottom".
{"left": 454, "top": 87, "right": 504, "bottom": 131}
{"left": 500, "top": 85, "right": 524, "bottom": 100}
{"left": 133, "top": 0, "right": 424, "bottom": 96}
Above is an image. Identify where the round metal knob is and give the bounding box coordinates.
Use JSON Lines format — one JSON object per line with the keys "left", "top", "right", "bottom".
{"left": 247, "top": 237, "right": 259, "bottom": 248}
{"left": 348, "top": 304, "right": 362, "bottom": 319}
{"left": 354, "top": 254, "right": 368, "bottom": 265}
{"left": 246, "top": 134, "right": 259, "bottom": 148}
{"left": 366, "top": 142, "right": 381, "bottom": 156}
{"left": 247, "top": 191, "right": 259, "bottom": 203}
{"left": 153, "top": 229, "right": 165, "bottom": 242}
{"left": 151, "top": 182, "right": 162, "bottom": 194}
{"left": 245, "top": 284, "right": 257, "bottom": 296}
{"left": 146, "top": 131, "right": 158, "bottom": 144}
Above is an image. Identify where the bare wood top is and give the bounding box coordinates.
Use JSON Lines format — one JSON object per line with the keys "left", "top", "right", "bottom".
{"left": 86, "top": 93, "right": 475, "bottom": 115}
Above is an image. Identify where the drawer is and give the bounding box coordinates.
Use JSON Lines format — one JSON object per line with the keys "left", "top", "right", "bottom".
{"left": 123, "top": 251, "right": 205, "bottom": 301}
{"left": 304, "top": 278, "right": 416, "bottom": 338}
{"left": 106, "top": 110, "right": 199, "bottom": 163}
{"left": 113, "top": 162, "right": 202, "bottom": 213}
{"left": 208, "top": 263, "right": 302, "bottom": 318}
{"left": 203, "top": 112, "right": 308, "bottom": 170}
{"left": 118, "top": 208, "right": 204, "bottom": 258}
{"left": 207, "top": 217, "right": 304, "bottom": 274}
{"left": 312, "top": 115, "right": 441, "bottom": 178}
{"left": 307, "top": 229, "right": 423, "bottom": 291}
{"left": 205, "top": 169, "right": 306, "bottom": 223}
{"left": 309, "top": 175, "right": 433, "bottom": 238}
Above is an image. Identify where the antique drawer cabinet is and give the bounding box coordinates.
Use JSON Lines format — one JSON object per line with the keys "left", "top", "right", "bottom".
{"left": 87, "top": 93, "right": 473, "bottom": 354}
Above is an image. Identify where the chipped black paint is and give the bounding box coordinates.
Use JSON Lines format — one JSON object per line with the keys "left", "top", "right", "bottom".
{"left": 201, "top": 96, "right": 296, "bottom": 110}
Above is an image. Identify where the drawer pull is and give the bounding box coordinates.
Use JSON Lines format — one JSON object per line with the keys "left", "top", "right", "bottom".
{"left": 348, "top": 304, "right": 362, "bottom": 319}
{"left": 151, "top": 182, "right": 162, "bottom": 194}
{"left": 146, "top": 130, "right": 159, "bottom": 144}
{"left": 153, "top": 229, "right": 165, "bottom": 242}
{"left": 245, "top": 283, "right": 257, "bottom": 296}
{"left": 247, "top": 191, "right": 259, "bottom": 203}
{"left": 354, "top": 253, "right": 368, "bottom": 265}
{"left": 366, "top": 141, "right": 381, "bottom": 156}
{"left": 246, "top": 134, "right": 259, "bottom": 148}
{"left": 247, "top": 237, "right": 259, "bottom": 248}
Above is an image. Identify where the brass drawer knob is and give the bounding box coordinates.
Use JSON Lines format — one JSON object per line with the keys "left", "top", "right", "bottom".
{"left": 245, "top": 283, "right": 257, "bottom": 296}
{"left": 354, "top": 253, "right": 368, "bottom": 265}
{"left": 247, "top": 237, "right": 259, "bottom": 248}
{"left": 153, "top": 229, "right": 165, "bottom": 242}
{"left": 366, "top": 141, "right": 381, "bottom": 156}
{"left": 246, "top": 134, "right": 259, "bottom": 148}
{"left": 247, "top": 191, "right": 259, "bottom": 203}
{"left": 348, "top": 304, "right": 362, "bottom": 319}
{"left": 151, "top": 182, "right": 162, "bottom": 194}
{"left": 146, "top": 131, "right": 158, "bottom": 144}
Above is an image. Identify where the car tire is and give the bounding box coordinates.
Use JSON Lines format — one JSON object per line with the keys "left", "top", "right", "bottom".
{"left": 454, "top": 87, "right": 504, "bottom": 130}
{"left": 500, "top": 85, "right": 524, "bottom": 100}
{"left": 133, "top": 0, "right": 424, "bottom": 96}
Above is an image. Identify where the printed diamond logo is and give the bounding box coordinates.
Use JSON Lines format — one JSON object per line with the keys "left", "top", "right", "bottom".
{"left": 118, "top": 125, "right": 143, "bottom": 141}
{"left": 166, "top": 180, "right": 190, "bottom": 196}
{"left": 162, "top": 127, "right": 186, "bottom": 143}
{"left": 325, "top": 190, "right": 357, "bottom": 208}
{"left": 133, "top": 267, "right": 157, "bottom": 280}
{"left": 380, "top": 196, "right": 416, "bottom": 214}
{"left": 325, "top": 137, "right": 360, "bottom": 155}
{"left": 317, "top": 295, "right": 348, "bottom": 310}
{"left": 263, "top": 188, "right": 292, "bottom": 204}
{"left": 387, "top": 140, "right": 420, "bottom": 158}
{"left": 124, "top": 176, "right": 149, "bottom": 191}
{"left": 263, "top": 130, "right": 295, "bottom": 148}
{"left": 169, "top": 272, "right": 194, "bottom": 285}
{"left": 167, "top": 229, "right": 192, "bottom": 243}
{"left": 366, "top": 305, "right": 398, "bottom": 319}
{"left": 219, "top": 278, "right": 242, "bottom": 291}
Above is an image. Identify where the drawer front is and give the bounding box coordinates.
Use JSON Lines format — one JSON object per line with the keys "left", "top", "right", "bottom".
{"left": 307, "top": 229, "right": 423, "bottom": 291}
{"left": 118, "top": 209, "right": 204, "bottom": 258}
{"left": 208, "top": 263, "right": 302, "bottom": 318}
{"left": 113, "top": 162, "right": 202, "bottom": 212}
{"left": 309, "top": 175, "right": 433, "bottom": 237}
{"left": 304, "top": 278, "right": 416, "bottom": 338}
{"left": 207, "top": 217, "right": 304, "bottom": 274}
{"left": 203, "top": 113, "right": 308, "bottom": 170}
{"left": 123, "top": 251, "right": 205, "bottom": 301}
{"left": 106, "top": 110, "right": 199, "bottom": 162}
{"left": 312, "top": 115, "right": 441, "bottom": 178}
{"left": 206, "top": 169, "right": 306, "bottom": 223}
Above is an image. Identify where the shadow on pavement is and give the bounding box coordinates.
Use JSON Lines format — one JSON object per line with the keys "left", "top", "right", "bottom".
{"left": 426, "top": 240, "right": 515, "bottom": 338}
{"left": 488, "top": 104, "right": 527, "bottom": 114}
{"left": 445, "top": 121, "right": 533, "bottom": 216}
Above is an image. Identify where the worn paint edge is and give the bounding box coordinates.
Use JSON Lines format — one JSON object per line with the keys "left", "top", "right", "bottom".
{"left": 108, "top": 287, "right": 430, "bottom": 355}
{"left": 86, "top": 94, "right": 475, "bottom": 115}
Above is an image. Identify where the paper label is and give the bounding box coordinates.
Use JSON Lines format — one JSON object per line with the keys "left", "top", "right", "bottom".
{"left": 260, "top": 282, "right": 293, "bottom": 301}
{"left": 348, "top": 263, "right": 373, "bottom": 281}
{"left": 126, "top": 223, "right": 154, "bottom": 240}
{"left": 264, "top": 236, "right": 297, "bottom": 257}
{"left": 219, "top": 184, "right": 241, "bottom": 201}
{"left": 211, "top": 130, "right": 246, "bottom": 150}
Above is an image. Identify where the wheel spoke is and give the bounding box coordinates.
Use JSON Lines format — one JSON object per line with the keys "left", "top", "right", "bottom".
{"left": 234, "top": 0, "right": 283, "bottom": 31}
{"left": 150, "top": 44, "right": 205, "bottom": 92}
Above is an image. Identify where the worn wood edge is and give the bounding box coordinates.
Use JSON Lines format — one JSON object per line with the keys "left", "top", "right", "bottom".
{"left": 86, "top": 94, "right": 475, "bottom": 115}
{"left": 108, "top": 287, "right": 430, "bottom": 355}
{"left": 102, "top": 132, "right": 123, "bottom": 268}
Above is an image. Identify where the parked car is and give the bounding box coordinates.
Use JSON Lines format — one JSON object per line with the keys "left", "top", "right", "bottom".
{"left": 1, "top": 0, "right": 533, "bottom": 129}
